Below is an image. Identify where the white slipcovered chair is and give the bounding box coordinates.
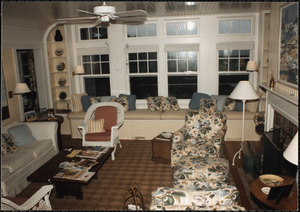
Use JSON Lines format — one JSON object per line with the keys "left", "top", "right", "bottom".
{"left": 78, "top": 102, "right": 124, "bottom": 160}
{"left": 1, "top": 185, "right": 53, "bottom": 210}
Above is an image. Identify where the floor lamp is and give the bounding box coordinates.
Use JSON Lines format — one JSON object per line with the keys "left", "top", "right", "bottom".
{"left": 229, "top": 81, "right": 259, "bottom": 166}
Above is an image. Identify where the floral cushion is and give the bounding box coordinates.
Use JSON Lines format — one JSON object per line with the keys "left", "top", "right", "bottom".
{"left": 1, "top": 133, "right": 17, "bottom": 155}
{"left": 173, "top": 156, "right": 229, "bottom": 191}
{"left": 110, "top": 96, "right": 129, "bottom": 112}
{"left": 199, "top": 98, "right": 217, "bottom": 113}
{"left": 147, "top": 96, "right": 164, "bottom": 111}
{"left": 150, "top": 186, "right": 244, "bottom": 210}
{"left": 90, "top": 96, "right": 101, "bottom": 105}
{"left": 224, "top": 98, "right": 236, "bottom": 111}
{"left": 161, "top": 97, "right": 180, "bottom": 112}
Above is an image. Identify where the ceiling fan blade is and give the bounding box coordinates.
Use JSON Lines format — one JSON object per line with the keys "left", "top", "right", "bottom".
{"left": 57, "top": 16, "right": 99, "bottom": 21}
{"left": 117, "top": 17, "right": 147, "bottom": 22}
{"left": 111, "top": 20, "right": 145, "bottom": 25}
{"left": 77, "top": 9, "right": 97, "bottom": 16}
{"left": 114, "top": 10, "right": 147, "bottom": 18}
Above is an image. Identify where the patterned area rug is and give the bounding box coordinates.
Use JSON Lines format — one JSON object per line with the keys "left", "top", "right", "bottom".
{"left": 17, "top": 140, "right": 237, "bottom": 210}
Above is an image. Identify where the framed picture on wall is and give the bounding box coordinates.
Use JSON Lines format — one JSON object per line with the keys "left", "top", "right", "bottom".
{"left": 25, "top": 110, "right": 37, "bottom": 122}
{"left": 278, "top": 3, "right": 298, "bottom": 88}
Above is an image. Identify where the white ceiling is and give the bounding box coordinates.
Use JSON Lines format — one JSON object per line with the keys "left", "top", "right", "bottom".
{"left": 3, "top": 1, "right": 271, "bottom": 29}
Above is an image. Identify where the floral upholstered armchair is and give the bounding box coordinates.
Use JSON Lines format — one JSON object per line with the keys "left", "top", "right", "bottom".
{"left": 171, "top": 111, "right": 227, "bottom": 168}
{"left": 150, "top": 186, "right": 245, "bottom": 210}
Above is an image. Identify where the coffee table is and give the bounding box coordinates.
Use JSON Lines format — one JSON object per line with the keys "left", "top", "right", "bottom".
{"left": 27, "top": 147, "right": 113, "bottom": 199}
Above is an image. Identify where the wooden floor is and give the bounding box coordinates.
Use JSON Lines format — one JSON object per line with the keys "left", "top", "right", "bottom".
{"left": 61, "top": 135, "right": 263, "bottom": 210}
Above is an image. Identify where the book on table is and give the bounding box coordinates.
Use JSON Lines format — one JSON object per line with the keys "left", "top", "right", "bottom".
{"left": 76, "top": 147, "right": 110, "bottom": 160}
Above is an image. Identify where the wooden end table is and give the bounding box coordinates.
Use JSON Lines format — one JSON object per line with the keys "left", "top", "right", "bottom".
{"left": 151, "top": 133, "right": 173, "bottom": 164}
{"left": 250, "top": 175, "right": 298, "bottom": 210}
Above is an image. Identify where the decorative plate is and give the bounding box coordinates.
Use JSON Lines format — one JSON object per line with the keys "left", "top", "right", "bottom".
{"left": 55, "top": 48, "right": 64, "bottom": 56}
{"left": 59, "top": 92, "right": 67, "bottom": 100}
{"left": 259, "top": 174, "right": 284, "bottom": 186}
{"left": 56, "top": 62, "right": 65, "bottom": 71}
{"left": 58, "top": 77, "right": 66, "bottom": 87}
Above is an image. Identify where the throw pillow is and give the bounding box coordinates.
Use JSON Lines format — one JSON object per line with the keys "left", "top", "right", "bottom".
{"left": 199, "top": 98, "right": 217, "bottom": 113}
{"left": 7, "top": 124, "right": 36, "bottom": 147}
{"left": 189, "top": 92, "right": 210, "bottom": 109}
{"left": 110, "top": 96, "right": 129, "bottom": 112}
{"left": 147, "top": 96, "right": 164, "bottom": 111}
{"left": 72, "top": 93, "right": 87, "bottom": 112}
{"left": 246, "top": 92, "right": 262, "bottom": 112}
{"left": 211, "top": 95, "right": 228, "bottom": 112}
{"left": 81, "top": 95, "right": 94, "bottom": 112}
{"left": 87, "top": 119, "right": 105, "bottom": 133}
{"left": 161, "top": 97, "right": 180, "bottom": 112}
{"left": 119, "top": 94, "right": 136, "bottom": 110}
{"left": 235, "top": 100, "right": 243, "bottom": 112}
{"left": 224, "top": 98, "right": 236, "bottom": 111}
{"left": 1, "top": 134, "right": 18, "bottom": 155}
{"left": 90, "top": 96, "right": 101, "bottom": 105}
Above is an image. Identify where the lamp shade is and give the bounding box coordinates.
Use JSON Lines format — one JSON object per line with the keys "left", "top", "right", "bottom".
{"left": 74, "top": 65, "right": 85, "bottom": 74}
{"left": 14, "top": 83, "right": 31, "bottom": 94}
{"left": 246, "top": 61, "right": 258, "bottom": 72}
{"left": 229, "top": 81, "right": 259, "bottom": 100}
{"left": 283, "top": 132, "right": 298, "bottom": 165}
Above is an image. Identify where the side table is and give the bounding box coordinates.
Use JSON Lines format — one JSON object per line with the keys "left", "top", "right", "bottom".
{"left": 250, "top": 175, "right": 297, "bottom": 210}
{"left": 151, "top": 134, "right": 172, "bottom": 164}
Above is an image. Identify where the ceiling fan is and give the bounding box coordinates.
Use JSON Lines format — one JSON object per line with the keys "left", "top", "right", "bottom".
{"left": 57, "top": 2, "right": 147, "bottom": 26}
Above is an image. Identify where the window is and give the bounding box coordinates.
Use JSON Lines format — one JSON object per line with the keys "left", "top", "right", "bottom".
{"left": 219, "top": 50, "right": 250, "bottom": 72}
{"left": 80, "top": 27, "right": 108, "bottom": 40}
{"left": 219, "top": 19, "right": 251, "bottom": 34}
{"left": 166, "top": 21, "right": 197, "bottom": 36}
{"left": 218, "top": 49, "right": 250, "bottom": 95}
{"left": 167, "top": 51, "right": 198, "bottom": 99}
{"left": 81, "top": 54, "right": 110, "bottom": 96}
{"left": 127, "top": 23, "right": 157, "bottom": 37}
{"left": 128, "top": 52, "right": 158, "bottom": 99}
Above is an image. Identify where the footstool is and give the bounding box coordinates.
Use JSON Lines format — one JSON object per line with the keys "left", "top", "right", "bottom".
{"left": 173, "top": 156, "right": 230, "bottom": 191}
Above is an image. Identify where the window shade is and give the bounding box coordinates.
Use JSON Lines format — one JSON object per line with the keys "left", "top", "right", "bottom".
{"left": 77, "top": 47, "right": 109, "bottom": 55}
{"left": 216, "top": 42, "right": 254, "bottom": 50}
{"left": 125, "top": 45, "right": 159, "bottom": 53}
{"left": 164, "top": 44, "right": 199, "bottom": 52}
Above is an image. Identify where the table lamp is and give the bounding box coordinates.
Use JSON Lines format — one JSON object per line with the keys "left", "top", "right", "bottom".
{"left": 13, "top": 83, "right": 31, "bottom": 94}
{"left": 229, "top": 81, "right": 259, "bottom": 166}
{"left": 72, "top": 65, "right": 85, "bottom": 77}
{"left": 246, "top": 61, "right": 258, "bottom": 72}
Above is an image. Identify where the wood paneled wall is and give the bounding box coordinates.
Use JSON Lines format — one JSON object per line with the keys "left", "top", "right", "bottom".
{"left": 2, "top": 49, "right": 22, "bottom": 125}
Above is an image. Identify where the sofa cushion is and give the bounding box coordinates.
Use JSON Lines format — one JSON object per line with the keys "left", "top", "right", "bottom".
{"left": 72, "top": 93, "right": 87, "bottom": 112}
{"left": 124, "top": 109, "right": 161, "bottom": 120}
{"left": 18, "top": 139, "right": 54, "bottom": 158}
{"left": 147, "top": 96, "right": 164, "bottom": 111}
{"left": 211, "top": 95, "right": 228, "bottom": 112}
{"left": 81, "top": 95, "right": 94, "bottom": 112}
{"left": 110, "top": 96, "right": 129, "bottom": 112}
{"left": 8, "top": 124, "right": 36, "bottom": 147}
{"left": 246, "top": 92, "right": 261, "bottom": 112}
{"left": 119, "top": 94, "right": 136, "bottom": 110}
{"left": 199, "top": 98, "right": 217, "bottom": 113}
{"left": 235, "top": 100, "right": 243, "bottom": 111}
{"left": 1, "top": 133, "right": 18, "bottom": 155}
{"left": 224, "top": 98, "right": 236, "bottom": 111}
{"left": 189, "top": 92, "right": 210, "bottom": 109}
{"left": 2, "top": 151, "right": 35, "bottom": 173}
{"left": 161, "top": 97, "right": 180, "bottom": 112}
{"left": 160, "top": 109, "right": 188, "bottom": 120}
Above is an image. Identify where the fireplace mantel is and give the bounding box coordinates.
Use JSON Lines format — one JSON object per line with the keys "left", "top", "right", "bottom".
{"left": 259, "top": 83, "right": 298, "bottom": 131}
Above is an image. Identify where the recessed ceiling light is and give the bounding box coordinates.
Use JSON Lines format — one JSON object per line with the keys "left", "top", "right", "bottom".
{"left": 185, "top": 2, "right": 195, "bottom": 6}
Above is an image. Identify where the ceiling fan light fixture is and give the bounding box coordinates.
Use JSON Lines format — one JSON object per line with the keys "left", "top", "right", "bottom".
{"left": 93, "top": 5, "right": 115, "bottom": 15}
{"left": 101, "top": 16, "right": 110, "bottom": 22}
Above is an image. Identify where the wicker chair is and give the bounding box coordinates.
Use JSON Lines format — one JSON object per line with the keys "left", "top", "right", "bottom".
{"left": 78, "top": 102, "right": 124, "bottom": 160}
{"left": 1, "top": 185, "right": 53, "bottom": 210}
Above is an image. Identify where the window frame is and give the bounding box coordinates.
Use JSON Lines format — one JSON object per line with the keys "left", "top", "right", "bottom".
{"left": 217, "top": 16, "right": 254, "bottom": 35}
{"left": 126, "top": 22, "right": 158, "bottom": 38}
{"left": 164, "top": 19, "right": 199, "bottom": 37}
